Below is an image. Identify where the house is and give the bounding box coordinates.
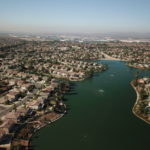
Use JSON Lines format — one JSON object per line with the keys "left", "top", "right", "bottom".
{"left": 29, "top": 97, "right": 46, "bottom": 110}
{"left": 16, "top": 108, "right": 28, "bottom": 116}
{"left": 0, "top": 96, "right": 8, "bottom": 104}
{"left": 4, "top": 112, "right": 23, "bottom": 123}
{"left": 6, "top": 89, "right": 21, "bottom": 103}
{"left": 138, "top": 79, "right": 145, "bottom": 84}
{"left": 0, "top": 120, "right": 16, "bottom": 134}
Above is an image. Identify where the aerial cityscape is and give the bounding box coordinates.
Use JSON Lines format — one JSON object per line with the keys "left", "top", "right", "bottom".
{"left": 0, "top": 0, "right": 150, "bottom": 150}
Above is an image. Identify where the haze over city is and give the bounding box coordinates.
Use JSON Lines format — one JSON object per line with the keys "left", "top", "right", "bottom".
{"left": 0, "top": 1, "right": 150, "bottom": 150}
{"left": 0, "top": 0, "right": 150, "bottom": 34}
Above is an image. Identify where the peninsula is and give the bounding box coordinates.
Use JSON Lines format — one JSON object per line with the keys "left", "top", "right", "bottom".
{"left": 131, "top": 78, "right": 150, "bottom": 124}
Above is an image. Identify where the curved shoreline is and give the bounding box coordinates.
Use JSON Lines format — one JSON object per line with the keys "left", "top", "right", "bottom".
{"left": 28, "top": 113, "right": 64, "bottom": 149}
{"left": 10, "top": 112, "right": 65, "bottom": 150}
{"left": 131, "top": 81, "right": 150, "bottom": 125}
{"left": 101, "top": 52, "right": 121, "bottom": 61}
{"left": 27, "top": 62, "right": 149, "bottom": 150}
{"left": 8, "top": 61, "right": 148, "bottom": 150}
{"left": 128, "top": 64, "right": 150, "bottom": 70}
{"left": 8, "top": 64, "right": 107, "bottom": 150}
{"left": 101, "top": 52, "right": 150, "bottom": 70}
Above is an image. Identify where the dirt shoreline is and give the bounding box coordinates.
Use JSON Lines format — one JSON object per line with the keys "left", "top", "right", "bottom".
{"left": 10, "top": 112, "right": 65, "bottom": 150}
{"left": 101, "top": 52, "right": 150, "bottom": 70}
{"left": 28, "top": 113, "right": 64, "bottom": 149}
{"left": 101, "top": 52, "right": 121, "bottom": 61}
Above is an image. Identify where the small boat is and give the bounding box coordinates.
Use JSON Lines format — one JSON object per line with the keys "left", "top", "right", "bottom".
{"left": 98, "top": 89, "right": 104, "bottom": 93}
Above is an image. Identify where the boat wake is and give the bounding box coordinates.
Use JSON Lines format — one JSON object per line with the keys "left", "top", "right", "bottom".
{"left": 98, "top": 89, "right": 104, "bottom": 95}
{"left": 110, "top": 74, "right": 115, "bottom": 77}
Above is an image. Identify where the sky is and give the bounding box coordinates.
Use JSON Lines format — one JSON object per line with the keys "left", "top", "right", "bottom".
{"left": 0, "top": 0, "right": 150, "bottom": 34}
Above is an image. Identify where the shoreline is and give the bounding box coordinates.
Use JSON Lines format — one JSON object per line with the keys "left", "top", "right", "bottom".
{"left": 101, "top": 52, "right": 150, "bottom": 70}
{"left": 26, "top": 66, "right": 107, "bottom": 149}
{"left": 3, "top": 59, "right": 148, "bottom": 150}
{"left": 100, "top": 58, "right": 121, "bottom": 61}
{"left": 7, "top": 63, "right": 106, "bottom": 150}
{"left": 131, "top": 81, "right": 150, "bottom": 125}
{"left": 10, "top": 112, "right": 65, "bottom": 150}
{"left": 28, "top": 113, "right": 64, "bottom": 149}
{"left": 101, "top": 52, "right": 121, "bottom": 61}
{"left": 128, "top": 64, "right": 150, "bottom": 70}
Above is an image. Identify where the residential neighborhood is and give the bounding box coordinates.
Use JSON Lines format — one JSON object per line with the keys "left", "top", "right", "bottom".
{"left": 0, "top": 0, "right": 150, "bottom": 149}
{"left": 0, "top": 37, "right": 106, "bottom": 150}
{"left": 0, "top": 36, "right": 150, "bottom": 149}
{"left": 100, "top": 42, "right": 150, "bottom": 69}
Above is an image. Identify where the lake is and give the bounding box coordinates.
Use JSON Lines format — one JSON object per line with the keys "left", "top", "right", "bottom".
{"left": 31, "top": 60, "right": 150, "bottom": 150}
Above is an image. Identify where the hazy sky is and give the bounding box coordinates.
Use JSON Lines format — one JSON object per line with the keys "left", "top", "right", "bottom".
{"left": 0, "top": 0, "right": 150, "bottom": 33}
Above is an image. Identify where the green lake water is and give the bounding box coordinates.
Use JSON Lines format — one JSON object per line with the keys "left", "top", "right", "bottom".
{"left": 32, "top": 60, "right": 150, "bottom": 150}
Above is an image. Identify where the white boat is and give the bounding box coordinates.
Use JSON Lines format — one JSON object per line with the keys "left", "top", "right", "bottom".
{"left": 98, "top": 89, "right": 104, "bottom": 93}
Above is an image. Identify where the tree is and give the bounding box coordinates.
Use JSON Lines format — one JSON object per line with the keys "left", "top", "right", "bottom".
{"left": 13, "top": 104, "right": 17, "bottom": 112}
